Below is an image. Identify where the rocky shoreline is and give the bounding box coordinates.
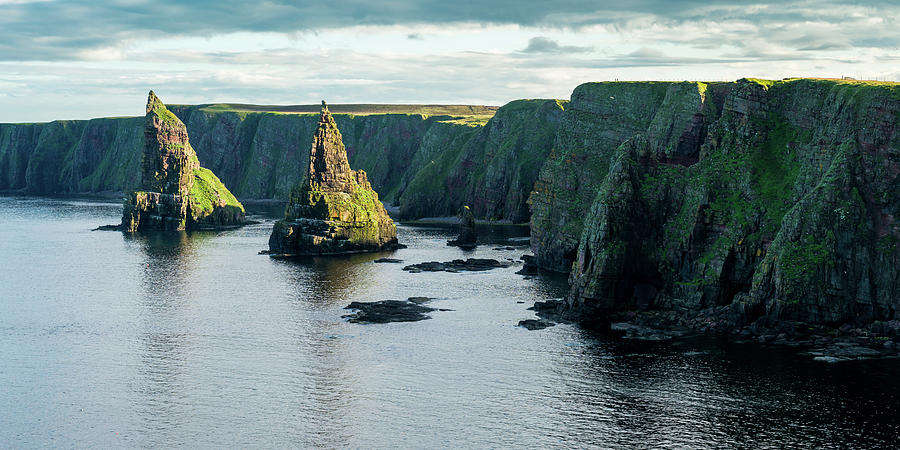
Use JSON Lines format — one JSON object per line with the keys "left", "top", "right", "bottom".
{"left": 523, "top": 298, "right": 900, "bottom": 362}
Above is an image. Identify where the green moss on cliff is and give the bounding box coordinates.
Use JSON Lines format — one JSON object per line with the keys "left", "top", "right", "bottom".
{"left": 188, "top": 167, "right": 244, "bottom": 223}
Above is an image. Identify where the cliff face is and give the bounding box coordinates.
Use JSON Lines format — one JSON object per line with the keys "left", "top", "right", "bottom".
{"left": 268, "top": 102, "right": 398, "bottom": 255}
{"left": 563, "top": 79, "right": 900, "bottom": 327}
{"left": 528, "top": 82, "right": 708, "bottom": 272}
{"left": 0, "top": 101, "right": 560, "bottom": 224}
{"left": 399, "top": 99, "right": 566, "bottom": 222}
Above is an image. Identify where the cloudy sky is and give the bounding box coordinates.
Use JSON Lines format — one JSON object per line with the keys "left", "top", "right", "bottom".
{"left": 1, "top": 0, "right": 898, "bottom": 122}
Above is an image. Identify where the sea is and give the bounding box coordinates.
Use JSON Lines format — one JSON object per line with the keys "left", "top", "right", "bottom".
{"left": 1, "top": 195, "right": 899, "bottom": 448}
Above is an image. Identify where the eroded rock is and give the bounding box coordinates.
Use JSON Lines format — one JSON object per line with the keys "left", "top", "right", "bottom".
{"left": 118, "top": 91, "right": 245, "bottom": 231}
{"left": 402, "top": 258, "right": 512, "bottom": 273}
{"left": 447, "top": 205, "right": 477, "bottom": 249}
{"left": 518, "top": 319, "right": 556, "bottom": 330}
{"left": 268, "top": 101, "right": 400, "bottom": 256}
{"left": 343, "top": 297, "right": 448, "bottom": 324}
{"left": 373, "top": 258, "right": 403, "bottom": 263}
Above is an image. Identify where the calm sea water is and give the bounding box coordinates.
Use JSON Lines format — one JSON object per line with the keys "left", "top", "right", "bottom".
{"left": 1, "top": 195, "right": 899, "bottom": 448}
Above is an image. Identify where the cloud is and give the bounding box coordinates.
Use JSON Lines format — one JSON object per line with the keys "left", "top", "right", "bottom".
{"left": 1, "top": 1, "right": 899, "bottom": 61}
{"left": 2, "top": 0, "right": 900, "bottom": 121}
{"left": 521, "top": 37, "right": 592, "bottom": 54}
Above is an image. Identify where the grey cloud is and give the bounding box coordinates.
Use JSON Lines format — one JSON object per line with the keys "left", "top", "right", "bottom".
{"left": 627, "top": 48, "right": 664, "bottom": 58}
{"left": 3, "top": 0, "right": 900, "bottom": 61}
{"left": 521, "top": 37, "right": 592, "bottom": 54}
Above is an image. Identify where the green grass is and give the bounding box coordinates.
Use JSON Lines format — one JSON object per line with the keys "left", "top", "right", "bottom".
{"left": 189, "top": 167, "right": 244, "bottom": 221}
{"left": 750, "top": 116, "right": 802, "bottom": 228}
{"left": 178, "top": 103, "right": 500, "bottom": 118}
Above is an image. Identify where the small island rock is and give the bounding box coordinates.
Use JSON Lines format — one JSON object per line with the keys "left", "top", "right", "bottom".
{"left": 447, "top": 205, "right": 477, "bottom": 249}
{"left": 268, "top": 101, "right": 400, "bottom": 255}
{"left": 120, "top": 91, "right": 245, "bottom": 231}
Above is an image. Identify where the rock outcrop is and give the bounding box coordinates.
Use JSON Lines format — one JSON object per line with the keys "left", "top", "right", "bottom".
{"left": 447, "top": 205, "right": 477, "bottom": 248}
{"left": 121, "top": 91, "right": 245, "bottom": 231}
{"left": 0, "top": 99, "right": 558, "bottom": 224}
{"left": 267, "top": 101, "right": 399, "bottom": 255}
{"left": 558, "top": 78, "right": 900, "bottom": 330}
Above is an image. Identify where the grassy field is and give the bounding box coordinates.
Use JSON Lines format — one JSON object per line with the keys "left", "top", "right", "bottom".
{"left": 176, "top": 103, "right": 500, "bottom": 117}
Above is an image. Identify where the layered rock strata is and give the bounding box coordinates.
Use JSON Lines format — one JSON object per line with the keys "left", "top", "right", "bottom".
{"left": 552, "top": 79, "right": 900, "bottom": 329}
{"left": 121, "top": 91, "right": 244, "bottom": 231}
{"left": 268, "top": 102, "right": 399, "bottom": 255}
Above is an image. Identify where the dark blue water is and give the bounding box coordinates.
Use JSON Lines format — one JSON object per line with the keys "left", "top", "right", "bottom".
{"left": 2, "top": 195, "right": 899, "bottom": 448}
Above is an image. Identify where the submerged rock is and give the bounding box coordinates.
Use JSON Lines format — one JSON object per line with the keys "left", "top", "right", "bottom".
{"left": 343, "top": 297, "right": 447, "bottom": 323}
{"left": 268, "top": 101, "right": 400, "bottom": 256}
{"left": 402, "top": 258, "right": 512, "bottom": 273}
{"left": 447, "top": 205, "right": 477, "bottom": 249}
{"left": 373, "top": 257, "right": 403, "bottom": 263}
{"left": 118, "top": 91, "right": 245, "bottom": 231}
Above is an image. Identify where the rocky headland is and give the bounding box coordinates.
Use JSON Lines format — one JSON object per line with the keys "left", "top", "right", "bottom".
{"left": 7, "top": 78, "right": 900, "bottom": 352}
{"left": 267, "top": 102, "right": 399, "bottom": 256}
{"left": 520, "top": 78, "right": 900, "bottom": 359}
{"left": 119, "top": 91, "right": 245, "bottom": 231}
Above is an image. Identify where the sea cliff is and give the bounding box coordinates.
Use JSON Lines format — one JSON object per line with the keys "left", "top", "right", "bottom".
{"left": 534, "top": 78, "right": 900, "bottom": 331}
{"left": 4, "top": 78, "right": 899, "bottom": 331}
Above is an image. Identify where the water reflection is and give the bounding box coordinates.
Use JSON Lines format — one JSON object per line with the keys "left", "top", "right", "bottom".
{"left": 9, "top": 195, "right": 900, "bottom": 448}
{"left": 128, "top": 231, "right": 211, "bottom": 445}
{"left": 270, "top": 251, "right": 378, "bottom": 446}
{"left": 273, "top": 253, "right": 386, "bottom": 308}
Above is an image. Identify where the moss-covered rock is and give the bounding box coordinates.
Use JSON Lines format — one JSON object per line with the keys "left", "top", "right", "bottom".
{"left": 564, "top": 78, "right": 900, "bottom": 328}
{"left": 268, "top": 102, "right": 399, "bottom": 255}
{"left": 398, "top": 99, "right": 566, "bottom": 222}
{"left": 529, "top": 82, "right": 700, "bottom": 272}
{"left": 121, "top": 91, "right": 244, "bottom": 231}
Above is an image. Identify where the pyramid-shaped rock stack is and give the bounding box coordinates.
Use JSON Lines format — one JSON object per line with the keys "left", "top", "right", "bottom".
{"left": 121, "top": 91, "right": 245, "bottom": 231}
{"left": 268, "top": 101, "right": 399, "bottom": 255}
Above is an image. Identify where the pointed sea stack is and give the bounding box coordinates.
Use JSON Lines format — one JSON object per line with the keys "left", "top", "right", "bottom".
{"left": 121, "top": 91, "right": 245, "bottom": 231}
{"left": 268, "top": 101, "right": 399, "bottom": 255}
{"left": 447, "top": 205, "right": 477, "bottom": 249}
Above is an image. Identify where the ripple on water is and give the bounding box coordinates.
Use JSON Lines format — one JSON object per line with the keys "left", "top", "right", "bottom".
{"left": 1, "top": 195, "right": 900, "bottom": 447}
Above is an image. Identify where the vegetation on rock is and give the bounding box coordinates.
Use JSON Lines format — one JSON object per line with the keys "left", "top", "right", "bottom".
{"left": 557, "top": 78, "right": 900, "bottom": 328}
{"left": 267, "top": 101, "right": 399, "bottom": 255}
{"left": 121, "top": 91, "right": 244, "bottom": 232}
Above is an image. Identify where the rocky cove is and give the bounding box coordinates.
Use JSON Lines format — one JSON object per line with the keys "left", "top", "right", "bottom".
{"left": 3, "top": 78, "right": 900, "bottom": 355}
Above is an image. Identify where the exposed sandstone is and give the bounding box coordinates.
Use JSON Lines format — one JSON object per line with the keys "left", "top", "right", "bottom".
{"left": 121, "top": 91, "right": 245, "bottom": 231}
{"left": 267, "top": 101, "right": 399, "bottom": 255}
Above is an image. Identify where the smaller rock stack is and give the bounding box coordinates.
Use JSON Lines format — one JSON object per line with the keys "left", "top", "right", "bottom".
{"left": 120, "top": 91, "right": 245, "bottom": 231}
{"left": 268, "top": 101, "right": 399, "bottom": 255}
{"left": 447, "top": 205, "right": 477, "bottom": 249}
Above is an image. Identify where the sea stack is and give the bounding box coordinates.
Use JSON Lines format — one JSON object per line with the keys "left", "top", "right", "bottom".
{"left": 447, "top": 205, "right": 477, "bottom": 249}
{"left": 121, "top": 91, "right": 245, "bottom": 231}
{"left": 268, "top": 101, "right": 399, "bottom": 255}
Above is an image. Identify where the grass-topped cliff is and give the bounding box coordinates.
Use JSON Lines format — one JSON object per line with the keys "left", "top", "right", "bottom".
{"left": 534, "top": 78, "right": 900, "bottom": 330}
{"left": 2, "top": 78, "right": 899, "bottom": 330}
{"left": 0, "top": 100, "right": 552, "bottom": 223}
{"left": 172, "top": 103, "right": 498, "bottom": 117}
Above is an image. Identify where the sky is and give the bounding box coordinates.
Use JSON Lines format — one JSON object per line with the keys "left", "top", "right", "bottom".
{"left": 0, "top": 0, "right": 898, "bottom": 122}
